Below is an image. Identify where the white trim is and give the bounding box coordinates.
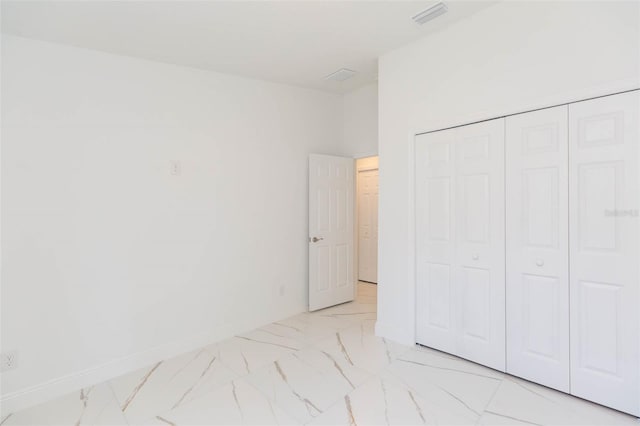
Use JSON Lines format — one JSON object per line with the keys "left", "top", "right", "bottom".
{"left": 0, "top": 304, "right": 305, "bottom": 414}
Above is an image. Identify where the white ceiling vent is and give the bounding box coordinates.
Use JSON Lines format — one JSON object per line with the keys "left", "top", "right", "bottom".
{"left": 412, "top": 2, "right": 448, "bottom": 25}
{"left": 324, "top": 68, "right": 357, "bottom": 82}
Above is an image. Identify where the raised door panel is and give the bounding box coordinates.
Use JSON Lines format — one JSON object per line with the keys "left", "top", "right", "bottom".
{"left": 506, "top": 106, "right": 570, "bottom": 392}
{"left": 415, "top": 129, "right": 457, "bottom": 353}
{"left": 569, "top": 91, "right": 639, "bottom": 416}
{"left": 454, "top": 118, "right": 506, "bottom": 372}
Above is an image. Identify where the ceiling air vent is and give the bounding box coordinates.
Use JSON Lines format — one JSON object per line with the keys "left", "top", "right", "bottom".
{"left": 324, "top": 68, "right": 357, "bottom": 82}
{"left": 412, "top": 2, "right": 448, "bottom": 25}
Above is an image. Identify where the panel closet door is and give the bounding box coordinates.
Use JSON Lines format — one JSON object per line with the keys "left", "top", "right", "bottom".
{"left": 415, "top": 127, "right": 457, "bottom": 354}
{"left": 454, "top": 119, "right": 505, "bottom": 371}
{"left": 506, "top": 106, "right": 570, "bottom": 392}
{"left": 569, "top": 91, "right": 639, "bottom": 416}
{"left": 416, "top": 118, "right": 505, "bottom": 371}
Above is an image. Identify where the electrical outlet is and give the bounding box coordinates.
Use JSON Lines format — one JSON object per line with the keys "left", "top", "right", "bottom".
{"left": 170, "top": 160, "right": 181, "bottom": 176}
{"left": 1, "top": 351, "right": 18, "bottom": 372}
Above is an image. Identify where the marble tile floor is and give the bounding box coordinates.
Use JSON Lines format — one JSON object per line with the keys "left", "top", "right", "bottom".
{"left": 2, "top": 282, "right": 638, "bottom": 426}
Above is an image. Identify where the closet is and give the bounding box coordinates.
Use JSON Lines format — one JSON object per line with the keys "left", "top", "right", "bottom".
{"left": 414, "top": 90, "right": 639, "bottom": 416}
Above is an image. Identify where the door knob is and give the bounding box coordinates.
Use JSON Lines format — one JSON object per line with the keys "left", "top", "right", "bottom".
{"left": 472, "top": 253, "right": 479, "bottom": 260}
{"left": 536, "top": 259, "right": 544, "bottom": 267}
{"left": 310, "top": 237, "right": 324, "bottom": 243}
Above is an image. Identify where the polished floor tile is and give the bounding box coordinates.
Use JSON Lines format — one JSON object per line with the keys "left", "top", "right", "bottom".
{"left": 4, "top": 282, "right": 638, "bottom": 425}
{"left": 243, "top": 347, "right": 371, "bottom": 424}
{"left": 213, "top": 327, "right": 308, "bottom": 376}
{"left": 110, "top": 346, "right": 238, "bottom": 423}
{"left": 2, "top": 383, "right": 126, "bottom": 426}
{"left": 142, "top": 378, "right": 298, "bottom": 426}
{"left": 309, "top": 371, "right": 476, "bottom": 426}
{"left": 311, "top": 319, "right": 410, "bottom": 375}
{"left": 260, "top": 311, "right": 359, "bottom": 346}
{"left": 484, "top": 376, "right": 638, "bottom": 426}
{"left": 386, "top": 353, "right": 501, "bottom": 422}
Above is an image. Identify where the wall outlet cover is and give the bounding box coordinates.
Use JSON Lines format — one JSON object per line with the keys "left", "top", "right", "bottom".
{"left": 1, "top": 350, "right": 18, "bottom": 372}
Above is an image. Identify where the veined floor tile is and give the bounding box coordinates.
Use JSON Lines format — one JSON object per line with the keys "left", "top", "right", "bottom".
{"left": 309, "top": 372, "right": 476, "bottom": 426}
{"left": 263, "top": 312, "right": 362, "bottom": 346}
{"left": 1, "top": 383, "right": 126, "bottom": 426}
{"left": 139, "top": 378, "right": 298, "bottom": 426}
{"left": 485, "top": 376, "right": 638, "bottom": 425}
{"left": 477, "top": 410, "right": 538, "bottom": 425}
{"left": 310, "top": 301, "right": 377, "bottom": 324}
{"left": 408, "top": 345, "right": 505, "bottom": 381}
{"left": 311, "top": 319, "right": 411, "bottom": 374}
{"left": 110, "top": 347, "right": 237, "bottom": 423}
{"left": 385, "top": 348, "right": 503, "bottom": 420}
{"left": 244, "top": 347, "right": 372, "bottom": 424}
{"left": 214, "top": 328, "right": 307, "bottom": 376}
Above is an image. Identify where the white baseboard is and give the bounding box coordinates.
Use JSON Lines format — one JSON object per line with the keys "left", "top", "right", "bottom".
{"left": 0, "top": 304, "right": 305, "bottom": 414}
{"left": 374, "top": 320, "right": 415, "bottom": 346}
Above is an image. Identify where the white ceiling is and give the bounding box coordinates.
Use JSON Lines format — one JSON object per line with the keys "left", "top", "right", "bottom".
{"left": 1, "top": 1, "right": 497, "bottom": 93}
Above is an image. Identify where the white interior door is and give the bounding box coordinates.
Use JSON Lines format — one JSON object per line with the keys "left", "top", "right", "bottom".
{"left": 309, "top": 154, "right": 355, "bottom": 311}
{"left": 454, "top": 119, "right": 505, "bottom": 372}
{"left": 569, "top": 91, "right": 639, "bottom": 415}
{"left": 358, "top": 168, "right": 378, "bottom": 283}
{"left": 506, "top": 106, "right": 570, "bottom": 392}
{"left": 416, "top": 118, "right": 505, "bottom": 371}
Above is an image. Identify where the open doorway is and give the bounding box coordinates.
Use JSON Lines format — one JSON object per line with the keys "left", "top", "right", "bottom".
{"left": 356, "top": 156, "right": 379, "bottom": 284}
{"left": 308, "top": 153, "right": 378, "bottom": 311}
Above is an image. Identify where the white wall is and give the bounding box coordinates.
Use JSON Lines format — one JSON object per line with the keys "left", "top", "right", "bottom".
{"left": 0, "top": 35, "right": 352, "bottom": 411}
{"left": 376, "top": 1, "right": 640, "bottom": 344}
{"left": 343, "top": 83, "right": 378, "bottom": 158}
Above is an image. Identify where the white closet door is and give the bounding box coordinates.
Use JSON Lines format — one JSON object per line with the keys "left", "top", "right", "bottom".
{"left": 454, "top": 119, "right": 505, "bottom": 371}
{"left": 415, "top": 128, "right": 457, "bottom": 354}
{"left": 506, "top": 106, "right": 570, "bottom": 391}
{"left": 569, "top": 91, "right": 639, "bottom": 416}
